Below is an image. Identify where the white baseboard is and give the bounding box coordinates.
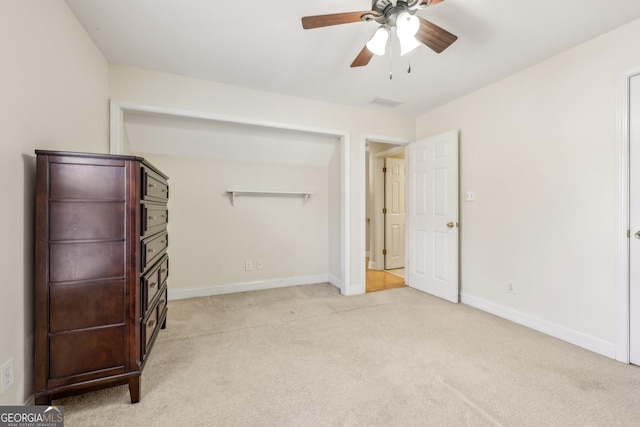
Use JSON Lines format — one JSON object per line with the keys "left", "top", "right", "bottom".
{"left": 365, "top": 251, "right": 370, "bottom": 258}
{"left": 461, "top": 292, "right": 616, "bottom": 359}
{"left": 342, "top": 283, "right": 366, "bottom": 296}
{"left": 168, "top": 274, "right": 329, "bottom": 300}
{"left": 328, "top": 274, "right": 342, "bottom": 291}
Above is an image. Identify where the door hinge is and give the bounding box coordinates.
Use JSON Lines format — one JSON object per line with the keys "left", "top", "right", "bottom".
{"left": 382, "top": 249, "right": 387, "bottom": 255}
{"left": 382, "top": 208, "right": 387, "bottom": 214}
{"left": 382, "top": 167, "right": 387, "bottom": 173}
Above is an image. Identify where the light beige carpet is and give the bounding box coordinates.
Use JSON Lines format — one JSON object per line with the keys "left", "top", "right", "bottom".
{"left": 58, "top": 283, "right": 640, "bottom": 426}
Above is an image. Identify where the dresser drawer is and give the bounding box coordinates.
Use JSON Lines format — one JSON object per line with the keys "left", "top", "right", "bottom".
{"left": 142, "top": 287, "right": 167, "bottom": 358}
{"left": 158, "top": 257, "right": 169, "bottom": 287}
{"left": 142, "top": 309, "right": 158, "bottom": 353}
{"left": 142, "top": 204, "right": 168, "bottom": 237}
{"left": 157, "top": 287, "right": 167, "bottom": 319}
{"left": 142, "top": 168, "right": 168, "bottom": 202}
{"left": 142, "top": 256, "right": 165, "bottom": 312}
{"left": 141, "top": 232, "right": 168, "bottom": 272}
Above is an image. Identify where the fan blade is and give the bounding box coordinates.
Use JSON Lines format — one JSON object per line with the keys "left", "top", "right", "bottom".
{"left": 415, "top": 17, "right": 457, "bottom": 53}
{"left": 351, "top": 45, "right": 374, "bottom": 67}
{"left": 302, "top": 11, "right": 377, "bottom": 29}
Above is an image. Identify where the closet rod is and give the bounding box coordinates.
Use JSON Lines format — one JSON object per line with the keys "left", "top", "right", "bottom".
{"left": 226, "top": 190, "right": 312, "bottom": 206}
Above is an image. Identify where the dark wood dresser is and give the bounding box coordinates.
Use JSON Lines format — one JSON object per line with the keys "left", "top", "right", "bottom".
{"left": 34, "top": 150, "right": 169, "bottom": 404}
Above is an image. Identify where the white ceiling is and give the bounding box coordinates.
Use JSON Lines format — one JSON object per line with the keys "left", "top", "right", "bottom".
{"left": 65, "top": 0, "right": 640, "bottom": 117}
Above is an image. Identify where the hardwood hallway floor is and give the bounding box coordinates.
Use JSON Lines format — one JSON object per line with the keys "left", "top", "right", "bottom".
{"left": 365, "top": 259, "right": 406, "bottom": 293}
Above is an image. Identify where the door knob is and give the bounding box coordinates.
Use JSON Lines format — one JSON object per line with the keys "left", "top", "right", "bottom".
{"left": 447, "top": 222, "right": 458, "bottom": 228}
{"left": 635, "top": 231, "right": 640, "bottom": 239}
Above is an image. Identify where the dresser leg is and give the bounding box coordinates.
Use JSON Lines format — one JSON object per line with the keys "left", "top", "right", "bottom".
{"left": 161, "top": 316, "right": 167, "bottom": 330}
{"left": 35, "top": 395, "right": 51, "bottom": 406}
{"left": 129, "top": 376, "right": 141, "bottom": 403}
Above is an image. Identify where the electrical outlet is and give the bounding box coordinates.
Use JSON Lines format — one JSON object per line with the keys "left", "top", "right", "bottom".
{"left": 507, "top": 282, "right": 516, "bottom": 294}
{"left": 245, "top": 260, "right": 253, "bottom": 271}
{"left": 1, "top": 359, "right": 13, "bottom": 394}
{"left": 256, "top": 260, "right": 263, "bottom": 270}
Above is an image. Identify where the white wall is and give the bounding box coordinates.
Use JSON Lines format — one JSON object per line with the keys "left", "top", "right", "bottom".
{"left": 0, "top": 0, "right": 108, "bottom": 405}
{"left": 416, "top": 17, "right": 640, "bottom": 356}
{"left": 125, "top": 151, "right": 333, "bottom": 296}
{"left": 109, "top": 65, "right": 416, "bottom": 294}
{"left": 122, "top": 110, "right": 338, "bottom": 295}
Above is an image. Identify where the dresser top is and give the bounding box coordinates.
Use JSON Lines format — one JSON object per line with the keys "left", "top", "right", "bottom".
{"left": 35, "top": 150, "right": 168, "bottom": 179}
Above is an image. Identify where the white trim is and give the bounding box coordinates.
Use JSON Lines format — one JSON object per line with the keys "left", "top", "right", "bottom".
{"left": 109, "top": 100, "right": 346, "bottom": 141}
{"left": 461, "top": 293, "right": 616, "bottom": 359}
{"left": 372, "top": 154, "right": 385, "bottom": 270}
{"left": 342, "top": 129, "right": 351, "bottom": 296}
{"left": 109, "top": 101, "right": 124, "bottom": 154}
{"left": 168, "top": 275, "right": 329, "bottom": 300}
{"left": 364, "top": 133, "right": 413, "bottom": 145}
{"left": 342, "top": 283, "right": 366, "bottom": 296}
{"left": 328, "top": 274, "right": 342, "bottom": 291}
{"left": 616, "top": 66, "right": 640, "bottom": 363}
{"left": 109, "top": 100, "right": 352, "bottom": 296}
{"left": 376, "top": 145, "right": 406, "bottom": 158}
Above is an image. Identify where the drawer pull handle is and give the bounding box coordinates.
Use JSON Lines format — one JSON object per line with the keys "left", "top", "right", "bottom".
{"left": 161, "top": 189, "right": 167, "bottom": 193}
{"left": 160, "top": 299, "right": 166, "bottom": 305}
{"left": 148, "top": 248, "right": 155, "bottom": 253}
{"left": 161, "top": 214, "right": 166, "bottom": 218}
{"left": 148, "top": 320, "right": 156, "bottom": 328}
{"left": 149, "top": 183, "right": 157, "bottom": 188}
{"left": 161, "top": 268, "right": 167, "bottom": 273}
{"left": 148, "top": 216, "right": 156, "bottom": 220}
{"left": 150, "top": 282, "right": 157, "bottom": 289}
{"left": 160, "top": 240, "right": 166, "bottom": 244}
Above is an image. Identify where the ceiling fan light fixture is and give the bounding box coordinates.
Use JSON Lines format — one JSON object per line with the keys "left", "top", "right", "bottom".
{"left": 396, "top": 12, "right": 420, "bottom": 36}
{"left": 366, "top": 26, "right": 390, "bottom": 56}
{"left": 399, "top": 33, "right": 421, "bottom": 56}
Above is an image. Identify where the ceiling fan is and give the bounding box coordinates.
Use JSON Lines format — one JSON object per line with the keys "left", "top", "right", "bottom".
{"left": 301, "top": 0, "right": 457, "bottom": 67}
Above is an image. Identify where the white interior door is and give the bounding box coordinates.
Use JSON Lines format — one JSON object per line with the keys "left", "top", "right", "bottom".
{"left": 406, "top": 131, "right": 459, "bottom": 303}
{"left": 630, "top": 74, "right": 640, "bottom": 364}
{"left": 385, "top": 157, "right": 405, "bottom": 269}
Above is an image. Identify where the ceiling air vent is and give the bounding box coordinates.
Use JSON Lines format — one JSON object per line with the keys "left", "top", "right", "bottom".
{"left": 370, "top": 97, "right": 403, "bottom": 108}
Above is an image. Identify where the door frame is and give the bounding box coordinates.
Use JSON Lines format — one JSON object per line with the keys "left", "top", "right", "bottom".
{"left": 616, "top": 65, "right": 640, "bottom": 364}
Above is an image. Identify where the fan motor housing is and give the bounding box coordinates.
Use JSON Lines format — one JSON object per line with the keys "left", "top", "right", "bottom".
{"left": 371, "top": 0, "right": 416, "bottom": 27}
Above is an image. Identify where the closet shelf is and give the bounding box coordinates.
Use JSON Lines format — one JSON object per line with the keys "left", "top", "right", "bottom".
{"left": 226, "top": 190, "right": 312, "bottom": 206}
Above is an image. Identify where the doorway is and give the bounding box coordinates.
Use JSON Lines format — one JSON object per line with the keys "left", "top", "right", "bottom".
{"left": 364, "top": 132, "right": 460, "bottom": 298}
{"left": 366, "top": 141, "right": 407, "bottom": 292}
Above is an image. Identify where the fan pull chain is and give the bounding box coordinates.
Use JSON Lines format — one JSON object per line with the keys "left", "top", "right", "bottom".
{"left": 389, "top": 40, "right": 393, "bottom": 79}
